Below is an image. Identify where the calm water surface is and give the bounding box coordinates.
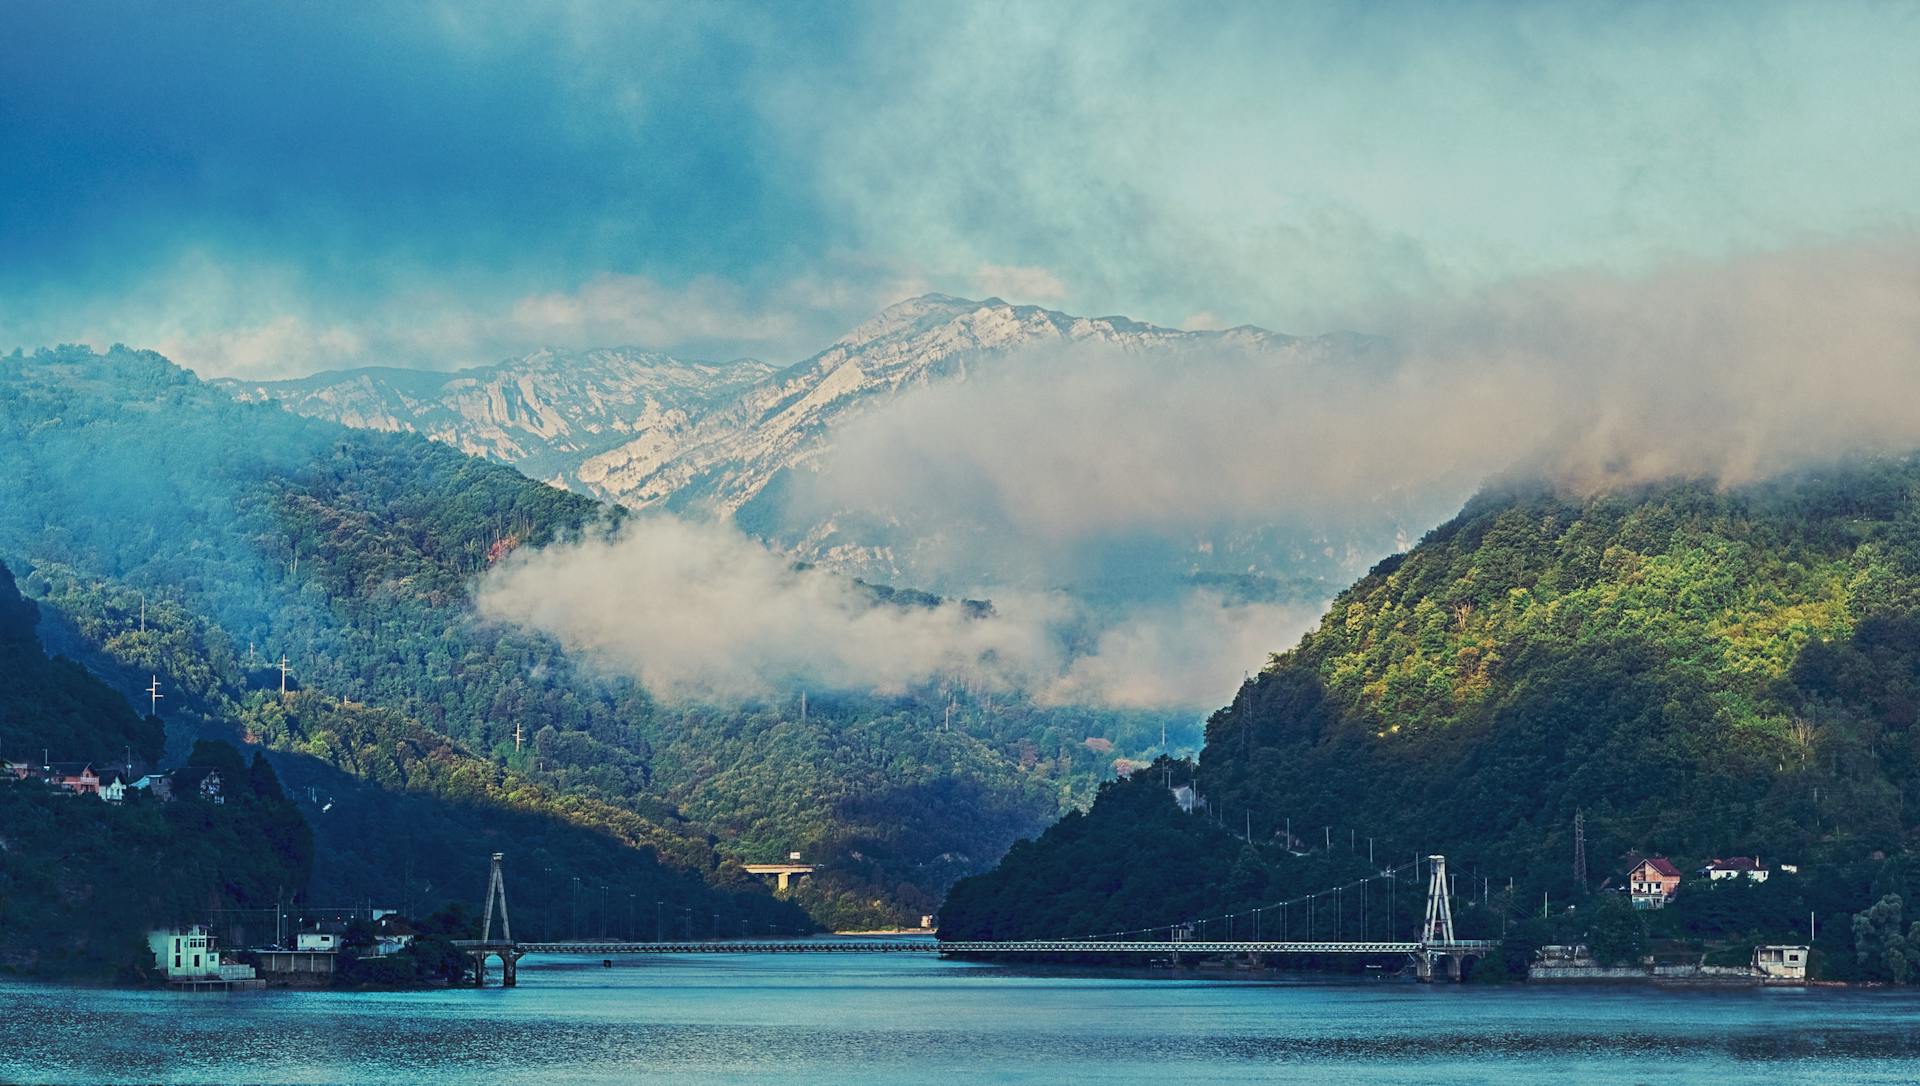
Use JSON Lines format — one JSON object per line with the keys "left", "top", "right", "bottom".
{"left": 6, "top": 948, "right": 1920, "bottom": 1084}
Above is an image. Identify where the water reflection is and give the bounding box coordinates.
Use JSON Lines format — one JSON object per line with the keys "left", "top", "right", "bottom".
{"left": 5, "top": 953, "right": 1920, "bottom": 1085}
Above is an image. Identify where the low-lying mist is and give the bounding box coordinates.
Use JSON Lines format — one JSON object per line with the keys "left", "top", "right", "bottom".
{"left": 478, "top": 240, "right": 1920, "bottom": 711}
{"left": 475, "top": 516, "right": 1321, "bottom": 709}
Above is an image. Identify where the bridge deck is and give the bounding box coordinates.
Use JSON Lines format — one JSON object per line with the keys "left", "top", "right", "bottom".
{"left": 465, "top": 939, "right": 1499, "bottom": 956}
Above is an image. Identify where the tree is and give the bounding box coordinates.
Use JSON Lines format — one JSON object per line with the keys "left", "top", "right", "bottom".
{"left": 188, "top": 739, "right": 248, "bottom": 775}
{"left": 1852, "top": 894, "right": 1920, "bottom": 983}
{"left": 248, "top": 751, "right": 285, "bottom": 802}
{"left": 1585, "top": 894, "right": 1648, "bottom": 966}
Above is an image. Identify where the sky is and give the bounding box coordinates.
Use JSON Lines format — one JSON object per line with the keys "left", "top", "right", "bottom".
{"left": 6, "top": 1, "right": 1920, "bottom": 378}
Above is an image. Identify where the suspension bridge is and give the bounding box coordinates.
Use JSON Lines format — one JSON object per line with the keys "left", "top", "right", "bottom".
{"left": 454, "top": 852, "right": 1499, "bottom": 987}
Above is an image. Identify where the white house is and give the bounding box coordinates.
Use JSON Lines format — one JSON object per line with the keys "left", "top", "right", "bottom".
{"left": 97, "top": 768, "right": 130, "bottom": 803}
{"left": 1752, "top": 945, "right": 1809, "bottom": 980}
{"left": 295, "top": 931, "right": 341, "bottom": 951}
{"left": 1700, "top": 857, "right": 1770, "bottom": 882}
{"left": 148, "top": 925, "right": 255, "bottom": 982}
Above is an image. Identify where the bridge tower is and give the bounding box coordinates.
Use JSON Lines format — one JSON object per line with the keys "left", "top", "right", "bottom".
{"left": 1414, "top": 854, "right": 1473, "bottom": 982}
{"left": 1420, "top": 854, "right": 1455, "bottom": 944}
{"left": 471, "top": 852, "right": 521, "bottom": 987}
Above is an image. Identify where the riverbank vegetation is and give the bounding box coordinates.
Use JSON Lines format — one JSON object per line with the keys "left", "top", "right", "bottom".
{"left": 944, "top": 461, "right": 1920, "bottom": 981}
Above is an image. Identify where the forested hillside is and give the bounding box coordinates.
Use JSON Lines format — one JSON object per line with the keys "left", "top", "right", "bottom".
{"left": 944, "top": 463, "right": 1920, "bottom": 976}
{"left": 0, "top": 346, "right": 1157, "bottom": 926}
{"left": 0, "top": 561, "right": 311, "bottom": 978}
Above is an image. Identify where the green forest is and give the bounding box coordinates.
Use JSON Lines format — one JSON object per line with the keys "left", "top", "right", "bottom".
{"left": 0, "top": 345, "right": 1169, "bottom": 929}
{"left": 942, "top": 462, "right": 1920, "bottom": 980}
{"left": 0, "top": 560, "right": 311, "bottom": 978}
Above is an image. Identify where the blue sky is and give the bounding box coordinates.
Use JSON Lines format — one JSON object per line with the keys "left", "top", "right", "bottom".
{"left": 4, "top": 1, "right": 1919, "bottom": 378}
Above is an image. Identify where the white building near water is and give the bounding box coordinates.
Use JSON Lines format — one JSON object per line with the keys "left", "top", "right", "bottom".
{"left": 1753, "top": 945, "right": 1809, "bottom": 980}
{"left": 148, "top": 925, "right": 255, "bottom": 982}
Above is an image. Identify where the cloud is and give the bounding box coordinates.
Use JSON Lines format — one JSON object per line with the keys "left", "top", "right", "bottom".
{"left": 27, "top": 254, "right": 935, "bottom": 379}
{"left": 14, "top": 3, "right": 1920, "bottom": 375}
{"left": 475, "top": 517, "right": 1061, "bottom": 702}
{"left": 971, "top": 263, "right": 1068, "bottom": 304}
{"left": 771, "top": 2, "right": 1920, "bottom": 334}
{"left": 804, "top": 239, "right": 1920, "bottom": 566}
{"left": 475, "top": 515, "right": 1312, "bottom": 709}
{"left": 1042, "top": 593, "right": 1321, "bottom": 709}
{"left": 480, "top": 239, "right": 1920, "bottom": 712}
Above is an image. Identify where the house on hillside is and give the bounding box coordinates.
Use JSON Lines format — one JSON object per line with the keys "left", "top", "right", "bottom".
{"left": 45, "top": 762, "right": 101, "bottom": 797}
{"left": 1700, "top": 857, "right": 1772, "bottom": 882}
{"left": 97, "top": 767, "right": 131, "bottom": 803}
{"left": 168, "top": 767, "right": 226, "bottom": 805}
{"left": 1627, "top": 856, "right": 1683, "bottom": 908}
{"left": 373, "top": 914, "right": 417, "bottom": 957}
{"left": 130, "top": 772, "right": 172, "bottom": 801}
{"left": 1, "top": 760, "right": 30, "bottom": 781}
{"left": 296, "top": 931, "right": 342, "bottom": 952}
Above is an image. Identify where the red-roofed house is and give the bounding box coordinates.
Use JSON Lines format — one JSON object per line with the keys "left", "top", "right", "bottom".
{"left": 47, "top": 762, "right": 101, "bottom": 797}
{"left": 1628, "top": 856, "right": 1683, "bottom": 908}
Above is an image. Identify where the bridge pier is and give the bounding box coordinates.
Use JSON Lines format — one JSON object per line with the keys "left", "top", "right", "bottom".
{"left": 1413, "top": 949, "right": 1482, "bottom": 982}
{"left": 470, "top": 947, "right": 522, "bottom": 987}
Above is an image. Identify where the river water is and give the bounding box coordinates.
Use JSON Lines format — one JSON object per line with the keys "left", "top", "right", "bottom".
{"left": 6, "top": 948, "right": 1920, "bottom": 1084}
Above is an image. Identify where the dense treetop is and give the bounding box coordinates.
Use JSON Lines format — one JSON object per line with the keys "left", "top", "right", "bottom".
{"left": 944, "top": 463, "right": 1920, "bottom": 978}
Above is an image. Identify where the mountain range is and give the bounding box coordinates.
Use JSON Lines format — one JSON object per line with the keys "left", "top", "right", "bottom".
{"left": 0, "top": 344, "right": 1166, "bottom": 929}
{"left": 224, "top": 294, "right": 1405, "bottom": 599}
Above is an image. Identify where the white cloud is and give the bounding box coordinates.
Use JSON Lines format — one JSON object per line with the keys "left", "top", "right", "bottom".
{"left": 475, "top": 514, "right": 1314, "bottom": 709}
{"left": 971, "top": 263, "right": 1068, "bottom": 304}
{"left": 809, "top": 239, "right": 1920, "bottom": 560}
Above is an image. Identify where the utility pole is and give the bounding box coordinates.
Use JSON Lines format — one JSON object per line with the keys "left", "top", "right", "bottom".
{"left": 147, "top": 675, "right": 163, "bottom": 718}
{"left": 1368, "top": 837, "right": 1375, "bottom": 867}
{"left": 1245, "top": 810, "right": 1251, "bottom": 844}
{"left": 278, "top": 656, "right": 291, "bottom": 698}
{"left": 1324, "top": 826, "right": 1331, "bottom": 851}
{"left": 799, "top": 690, "right": 807, "bottom": 725}
{"left": 514, "top": 722, "right": 523, "bottom": 753}
{"left": 1573, "top": 809, "right": 1588, "bottom": 891}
